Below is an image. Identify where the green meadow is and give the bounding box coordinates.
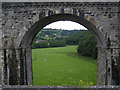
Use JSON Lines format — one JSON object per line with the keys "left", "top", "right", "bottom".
{"left": 32, "top": 45, "right": 97, "bottom": 86}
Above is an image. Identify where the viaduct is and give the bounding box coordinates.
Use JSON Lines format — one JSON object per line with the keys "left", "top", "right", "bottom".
{"left": 0, "top": 0, "right": 120, "bottom": 87}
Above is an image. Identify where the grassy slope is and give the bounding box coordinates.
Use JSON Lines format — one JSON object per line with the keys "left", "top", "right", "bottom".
{"left": 32, "top": 46, "right": 97, "bottom": 86}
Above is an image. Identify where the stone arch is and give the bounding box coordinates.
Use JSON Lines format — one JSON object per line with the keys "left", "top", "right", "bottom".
{"left": 1, "top": 2, "right": 120, "bottom": 86}
{"left": 20, "top": 14, "right": 106, "bottom": 48}
{"left": 19, "top": 13, "right": 107, "bottom": 85}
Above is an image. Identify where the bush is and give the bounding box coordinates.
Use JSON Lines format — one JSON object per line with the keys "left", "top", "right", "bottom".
{"left": 49, "top": 40, "right": 66, "bottom": 47}
{"left": 66, "top": 30, "right": 89, "bottom": 45}
{"left": 32, "top": 40, "right": 66, "bottom": 49}
{"left": 77, "top": 34, "right": 97, "bottom": 59}
{"left": 32, "top": 41, "right": 49, "bottom": 48}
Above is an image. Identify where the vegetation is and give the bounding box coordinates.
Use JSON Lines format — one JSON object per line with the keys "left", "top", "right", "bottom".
{"left": 32, "top": 29, "right": 84, "bottom": 49}
{"left": 77, "top": 32, "right": 98, "bottom": 59}
{"left": 32, "top": 40, "right": 66, "bottom": 49}
{"left": 32, "top": 46, "right": 97, "bottom": 86}
{"left": 49, "top": 40, "right": 66, "bottom": 47}
{"left": 66, "top": 30, "right": 88, "bottom": 45}
{"left": 32, "top": 29, "right": 97, "bottom": 59}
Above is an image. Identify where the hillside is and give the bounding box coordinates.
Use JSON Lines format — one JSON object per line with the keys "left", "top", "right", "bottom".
{"left": 32, "top": 28, "right": 97, "bottom": 59}
{"left": 32, "top": 28, "right": 88, "bottom": 48}
{"left": 33, "top": 28, "right": 85, "bottom": 41}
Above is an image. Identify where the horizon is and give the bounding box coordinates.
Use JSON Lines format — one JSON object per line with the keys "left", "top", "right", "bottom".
{"left": 43, "top": 28, "right": 87, "bottom": 31}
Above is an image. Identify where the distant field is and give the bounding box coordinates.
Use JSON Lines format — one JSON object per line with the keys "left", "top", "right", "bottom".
{"left": 32, "top": 45, "right": 97, "bottom": 86}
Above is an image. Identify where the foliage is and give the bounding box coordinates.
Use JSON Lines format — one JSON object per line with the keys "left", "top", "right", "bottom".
{"left": 32, "top": 29, "right": 80, "bottom": 48}
{"left": 79, "top": 80, "right": 94, "bottom": 87}
{"left": 32, "top": 40, "right": 66, "bottom": 48}
{"left": 32, "top": 28, "right": 97, "bottom": 59}
{"left": 49, "top": 40, "right": 66, "bottom": 47}
{"left": 65, "top": 30, "right": 88, "bottom": 45}
{"left": 32, "top": 41, "right": 49, "bottom": 48}
{"left": 32, "top": 46, "right": 97, "bottom": 86}
{"left": 77, "top": 33, "right": 97, "bottom": 59}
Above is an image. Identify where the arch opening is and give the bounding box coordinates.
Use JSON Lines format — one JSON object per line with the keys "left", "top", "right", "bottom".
{"left": 20, "top": 14, "right": 106, "bottom": 85}
{"left": 32, "top": 20, "right": 98, "bottom": 86}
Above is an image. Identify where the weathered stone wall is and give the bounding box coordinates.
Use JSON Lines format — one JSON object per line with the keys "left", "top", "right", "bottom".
{"left": 0, "top": 51, "right": 1, "bottom": 85}
{"left": 1, "top": 2, "right": 118, "bottom": 47}
{"left": 0, "top": 3, "right": 1, "bottom": 65}
{"left": 0, "top": 1, "right": 2, "bottom": 85}
{"left": 0, "top": 2, "right": 120, "bottom": 86}
{"left": 1, "top": 85, "right": 120, "bottom": 90}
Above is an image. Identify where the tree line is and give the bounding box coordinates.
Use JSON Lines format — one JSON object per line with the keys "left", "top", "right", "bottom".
{"left": 32, "top": 29, "right": 97, "bottom": 59}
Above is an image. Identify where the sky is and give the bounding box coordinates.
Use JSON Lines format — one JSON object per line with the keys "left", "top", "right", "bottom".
{"left": 44, "top": 21, "right": 87, "bottom": 30}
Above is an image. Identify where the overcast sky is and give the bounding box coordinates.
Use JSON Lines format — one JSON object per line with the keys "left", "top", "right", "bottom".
{"left": 44, "top": 21, "right": 87, "bottom": 30}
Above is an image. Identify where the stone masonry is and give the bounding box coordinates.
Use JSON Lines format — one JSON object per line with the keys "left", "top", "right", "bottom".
{"left": 0, "top": 2, "right": 120, "bottom": 86}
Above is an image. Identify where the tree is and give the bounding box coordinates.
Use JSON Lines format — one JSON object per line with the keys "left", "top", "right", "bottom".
{"left": 77, "top": 34, "right": 97, "bottom": 59}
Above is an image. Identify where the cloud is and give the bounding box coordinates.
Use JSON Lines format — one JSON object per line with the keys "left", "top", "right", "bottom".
{"left": 44, "top": 21, "right": 87, "bottom": 30}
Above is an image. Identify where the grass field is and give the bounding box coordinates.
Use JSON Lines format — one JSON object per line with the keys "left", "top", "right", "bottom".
{"left": 32, "top": 45, "right": 97, "bottom": 86}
